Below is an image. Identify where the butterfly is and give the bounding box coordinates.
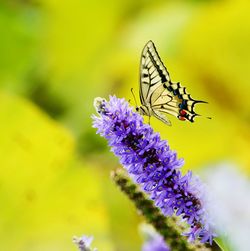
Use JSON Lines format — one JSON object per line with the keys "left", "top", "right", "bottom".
{"left": 134, "top": 40, "right": 207, "bottom": 126}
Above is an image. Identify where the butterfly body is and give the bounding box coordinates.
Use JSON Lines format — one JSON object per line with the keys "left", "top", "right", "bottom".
{"left": 137, "top": 40, "right": 206, "bottom": 126}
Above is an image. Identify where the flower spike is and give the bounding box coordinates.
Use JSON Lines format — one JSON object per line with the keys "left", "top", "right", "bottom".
{"left": 92, "top": 96, "right": 216, "bottom": 244}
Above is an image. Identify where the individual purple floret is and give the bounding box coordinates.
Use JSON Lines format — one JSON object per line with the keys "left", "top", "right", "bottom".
{"left": 141, "top": 224, "right": 170, "bottom": 251}
{"left": 92, "top": 96, "right": 216, "bottom": 244}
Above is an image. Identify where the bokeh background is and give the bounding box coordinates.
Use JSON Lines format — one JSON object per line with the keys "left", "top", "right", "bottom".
{"left": 0, "top": 0, "right": 250, "bottom": 250}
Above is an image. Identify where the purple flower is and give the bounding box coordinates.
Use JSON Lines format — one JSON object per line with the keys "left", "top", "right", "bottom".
{"left": 141, "top": 224, "right": 170, "bottom": 251}
{"left": 142, "top": 234, "right": 170, "bottom": 251}
{"left": 73, "top": 235, "right": 97, "bottom": 251}
{"left": 92, "top": 96, "right": 216, "bottom": 244}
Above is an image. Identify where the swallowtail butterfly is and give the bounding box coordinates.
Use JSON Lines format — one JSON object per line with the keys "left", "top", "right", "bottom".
{"left": 135, "top": 40, "right": 207, "bottom": 126}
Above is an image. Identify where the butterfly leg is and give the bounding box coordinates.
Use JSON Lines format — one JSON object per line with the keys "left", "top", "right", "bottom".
{"left": 148, "top": 116, "right": 151, "bottom": 125}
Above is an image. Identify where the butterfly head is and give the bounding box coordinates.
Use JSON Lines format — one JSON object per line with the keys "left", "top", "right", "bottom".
{"left": 135, "top": 105, "right": 144, "bottom": 115}
{"left": 136, "top": 105, "right": 150, "bottom": 116}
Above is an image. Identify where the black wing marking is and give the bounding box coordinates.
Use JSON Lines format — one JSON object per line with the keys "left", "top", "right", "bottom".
{"left": 164, "top": 81, "right": 207, "bottom": 122}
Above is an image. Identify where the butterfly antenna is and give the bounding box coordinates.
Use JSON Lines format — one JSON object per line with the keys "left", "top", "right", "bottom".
{"left": 130, "top": 88, "right": 138, "bottom": 108}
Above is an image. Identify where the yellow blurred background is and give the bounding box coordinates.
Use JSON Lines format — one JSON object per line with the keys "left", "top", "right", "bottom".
{"left": 0, "top": 0, "right": 250, "bottom": 250}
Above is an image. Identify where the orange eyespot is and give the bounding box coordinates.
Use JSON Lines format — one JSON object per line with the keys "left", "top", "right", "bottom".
{"left": 179, "top": 116, "right": 186, "bottom": 121}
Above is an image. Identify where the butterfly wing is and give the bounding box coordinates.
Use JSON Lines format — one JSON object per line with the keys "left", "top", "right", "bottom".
{"left": 140, "top": 40, "right": 170, "bottom": 107}
{"left": 140, "top": 40, "right": 206, "bottom": 124}
{"left": 140, "top": 41, "right": 172, "bottom": 125}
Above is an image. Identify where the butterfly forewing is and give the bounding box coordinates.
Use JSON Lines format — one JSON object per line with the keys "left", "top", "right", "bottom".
{"left": 140, "top": 41, "right": 171, "bottom": 105}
